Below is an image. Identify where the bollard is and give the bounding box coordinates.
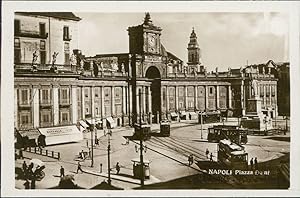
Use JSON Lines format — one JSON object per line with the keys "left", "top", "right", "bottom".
{"left": 57, "top": 152, "right": 60, "bottom": 160}
{"left": 100, "top": 163, "right": 102, "bottom": 173}
{"left": 40, "top": 148, "right": 42, "bottom": 155}
{"left": 34, "top": 147, "right": 36, "bottom": 153}
{"left": 52, "top": 151, "right": 54, "bottom": 158}
{"left": 46, "top": 150, "right": 48, "bottom": 156}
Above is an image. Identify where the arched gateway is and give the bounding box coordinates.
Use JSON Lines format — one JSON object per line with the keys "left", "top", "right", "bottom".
{"left": 145, "top": 66, "right": 161, "bottom": 123}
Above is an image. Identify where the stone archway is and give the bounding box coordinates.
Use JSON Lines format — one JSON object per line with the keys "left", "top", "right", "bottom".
{"left": 145, "top": 66, "right": 161, "bottom": 123}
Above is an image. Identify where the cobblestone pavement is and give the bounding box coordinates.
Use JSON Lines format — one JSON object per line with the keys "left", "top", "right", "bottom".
{"left": 15, "top": 118, "right": 290, "bottom": 189}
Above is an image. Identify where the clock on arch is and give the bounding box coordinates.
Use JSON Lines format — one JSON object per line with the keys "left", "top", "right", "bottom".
{"left": 148, "top": 33, "right": 157, "bottom": 53}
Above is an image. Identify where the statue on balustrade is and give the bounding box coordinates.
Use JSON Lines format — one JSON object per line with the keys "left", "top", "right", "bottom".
{"left": 50, "top": 52, "right": 59, "bottom": 73}
{"left": 93, "top": 61, "right": 99, "bottom": 77}
{"left": 121, "top": 63, "right": 125, "bottom": 74}
{"left": 31, "top": 50, "right": 38, "bottom": 72}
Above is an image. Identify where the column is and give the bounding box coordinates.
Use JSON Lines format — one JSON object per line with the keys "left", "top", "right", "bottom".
{"left": 71, "top": 85, "right": 78, "bottom": 124}
{"left": 14, "top": 87, "right": 18, "bottom": 128}
{"left": 91, "top": 86, "right": 95, "bottom": 119}
{"left": 228, "top": 85, "right": 232, "bottom": 108}
{"left": 100, "top": 86, "right": 104, "bottom": 119}
{"left": 205, "top": 86, "right": 208, "bottom": 110}
{"left": 136, "top": 86, "right": 140, "bottom": 116}
{"left": 111, "top": 86, "right": 115, "bottom": 116}
{"left": 148, "top": 86, "right": 152, "bottom": 113}
{"left": 194, "top": 86, "right": 198, "bottom": 111}
{"left": 241, "top": 81, "right": 245, "bottom": 116}
{"left": 81, "top": 87, "right": 85, "bottom": 120}
{"left": 53, "top": 85, "right": 59, "bottom": 125}
{"left": 166, "top": 86, "right": 169, "bottom": 113}
{"left": 216, "top": 85, "right": 220, "bottom": 109}
{"left": 263, "top": 85, "right": 266, "bottom": 107}
{"left": 175, "top": 86, "right": 179, "bottom": 111}
{"left": 143, "top": 86, "right": 146, "bottom": 115}
{"left": 275, "top": 84, "right": 278, "bottom": 116}
{"left": 32, "top": 85, "right": 40, "bottom": 128}
{"left": 129, "top": 85, "right": 133, "bottom": 113}
{"left": 122, "top": 86, "right": 126, "bottom": 115}
{"left": 269, "top": 84, "right": 272, "bottom": 106}
{"left": 184, "top": 86, "right": 188, "bottom": 110}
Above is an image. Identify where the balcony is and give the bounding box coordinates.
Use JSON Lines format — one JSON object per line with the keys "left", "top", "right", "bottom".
{"left": 15, "top": 30, "right": 48, "bottom": 39}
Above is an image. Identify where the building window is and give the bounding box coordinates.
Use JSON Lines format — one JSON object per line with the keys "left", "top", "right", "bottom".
{"left": 20, "top": 114, "right": 30, "bottom": 125}
{"left": 61, "top": 112, "right": 69, "bottom": 123}
{"left": 41, "top": 89, "right": 51, "bottom": 104}
{"left": 41, "top": 110, "right": 52, "bottom": 126}
{"left": 63, "top": 26, "right": 70, "bottom": 40}
{"left": 210, "top": 87, "right": 213, "bottom": 94}
{"left": 14, "top": 38, "right": 21, "bottom": 63}
{"left": 64, "top": 42, "right": 70, "bottom": 65}
{"left": 60, "top": 88, "right": 69, "bottom": 104}
{"left": 40, "top": 40, "right": 46, "bottom": 64}
{"left": 14, "top": 19, "right": 20, "bottom": 35}
{"left": 20, "top": 89, "right": 30, "bottom": 105}
{"left": 19, "top": 111, "right": 31, "bottom": 128}
{"left": 39, "top": 23, "right": 46, "bottom": 37}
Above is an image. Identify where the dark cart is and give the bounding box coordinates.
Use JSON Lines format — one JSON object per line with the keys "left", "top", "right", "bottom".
{"left": 160, "top": 120, "right": 170, "bottom": 137}
{"left": 131, "top": 158, "right": 150, "bottom": 179}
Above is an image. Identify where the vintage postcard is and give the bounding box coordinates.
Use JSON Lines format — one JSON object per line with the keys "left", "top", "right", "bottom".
{"left": 1, "top": 1, "right": 300, "bottom": 197}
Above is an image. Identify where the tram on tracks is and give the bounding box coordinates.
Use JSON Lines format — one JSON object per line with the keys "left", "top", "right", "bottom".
{"left": 217, "top": 139, "right": 248, "bottom": 169}
{"left": 198, "top": 111, "right": 222, "bottom": 124}
{"left": 207, "top": 125, "right": 248, "bottom": 144}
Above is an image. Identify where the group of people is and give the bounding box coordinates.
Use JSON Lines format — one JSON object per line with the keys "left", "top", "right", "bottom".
{"left": 206, "top": 148, "right": 214, "bottom": 162}
{"left": 250, "top": 157, "right": 259, "bottom": 170}
{"left": 22, "top": 161, "right": 42, "bottom": 189}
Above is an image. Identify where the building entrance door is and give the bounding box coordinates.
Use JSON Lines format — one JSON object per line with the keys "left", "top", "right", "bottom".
{"left": 145, "top": 66, "right": 161, "bottom": 123}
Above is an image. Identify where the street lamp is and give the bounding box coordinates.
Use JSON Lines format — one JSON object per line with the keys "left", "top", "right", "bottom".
{"left": 106, "top": 128, "right": 112, "bottom": 185}
{"left": 90, "top": 120, "right": 94, "bottom": 168}
{"left": 138, "top": 89, "right": 145, "bottom": 187}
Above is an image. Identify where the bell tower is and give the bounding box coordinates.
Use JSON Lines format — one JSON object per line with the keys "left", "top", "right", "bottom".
{"left": 187, "top": 28, "right": 203, "bottom": 73}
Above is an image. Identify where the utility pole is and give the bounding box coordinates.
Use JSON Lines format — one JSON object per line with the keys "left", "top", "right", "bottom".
{"left": 107, "top": 128, "right": 112, "bottom": 185}
{"left": 139, "top": 89, "right": 144, "bottom": 187}
{"left": 90, "top": 120, "right": 94, "bottom": 167}
{"left": 200, "top": 112, "right": 203, "bottom": 139}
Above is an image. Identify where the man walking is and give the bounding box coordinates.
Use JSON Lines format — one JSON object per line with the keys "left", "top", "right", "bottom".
{"left": 60, "top": 166, "right": 65, "bottom": 177}
{"left": 76, "top": 161, "right": 83, "bottom": 174}
{"left": 116, "top": 162, "right": 120, "bottom": 174}
{"left": 250, "top": 158, "right": 254, "bottom": 170}
{"left": 206, "top": 148, "right": 209, "bottom": 159}
{"left": 210, "top": 153, "right": 213, "bottom": 162}
{"left": 254, "top": 157, "right": 258, "bottom": 169}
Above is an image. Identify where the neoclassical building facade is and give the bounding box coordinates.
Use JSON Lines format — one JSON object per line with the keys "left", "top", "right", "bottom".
{"left": 14, "top": 12, "right": 281, "bottom": 131}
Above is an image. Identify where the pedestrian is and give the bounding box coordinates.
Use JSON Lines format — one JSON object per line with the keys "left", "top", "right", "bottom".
{"left": 206, "top": 148, "right": 209, "bottom": 159}
{"left": 254, "top": 157, "right": 258, "bottom": 169}
{"left": 22, "top": 161, "right": 27, "bottom": 172}
{"left": 28, "top": 163, "right": 34, "bottom": 179}
{"left": 188, "top": 155, "right": 191, "bottom": 166}
{"left": 100, "top": 163, "right": 103, "bottom": 173}
{"left": 60, "top": 166, "right": 65, "bottom": 177}
{"left": 86, "top": 140, "right": 89, "bottom": 147}
{"left": 250, "top": 158, "right": 254, "bottom": 170}
{"left": 210, "top": 153, "right": 213, "bottom": 162}
{"left": 80, "top": 150, "right": 85, "bottom": 159}
{"left": 24, "top": 179, "right": 30, "bottom": 189}
{"left": 30, "top": 178, "right": 36, "bottom": 189}
{"left": 190, "top": 154, "right": 194, "bottom": 165}
{"left": 116, "top": 162, "right": 120, "bottom": 174}
{"left": 19, "top": 149, "right": 24, "bottom": 159}
{"left": 76, "top": 161, "right": 83, "bottom": 174}
{"left": 88, "top": 148, "right": 91, "bottom": 158}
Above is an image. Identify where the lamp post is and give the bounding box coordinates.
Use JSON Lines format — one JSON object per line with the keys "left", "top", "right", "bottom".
{"left": 90, "top": 120, "right": 94, "bottom": 167}
{"left": 107, "top": 128, "right": 112, "bottom": 185}
{"left": 139, "top": 89, "right": 144, "bottom": 187}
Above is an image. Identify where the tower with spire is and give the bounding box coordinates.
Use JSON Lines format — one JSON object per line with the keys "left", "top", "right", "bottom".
{"left": 187, "top": 28, "right": 203, "bottom": 73}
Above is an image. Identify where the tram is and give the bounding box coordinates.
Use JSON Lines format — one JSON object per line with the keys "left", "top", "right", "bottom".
{"left": 207, "top": 125, "right": 248, "bottom": 144}
{"left": 217, "top": 139, "right": 248, "bottom": 169}
{"left": 198, "top": 111, "right": 221, "bottom": 124}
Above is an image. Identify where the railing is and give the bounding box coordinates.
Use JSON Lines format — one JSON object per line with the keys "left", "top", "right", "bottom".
{"left": 15, "top": 63, "right": 77, "bottom": 73}
{"left": 25, "top": 146, "right": 60, "bottom": 160}
{"left": 15, "top": 31, "right": 48, "bottom": 39}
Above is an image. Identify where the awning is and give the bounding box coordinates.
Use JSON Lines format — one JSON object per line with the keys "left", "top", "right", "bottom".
{"left": 79, "top": 120, "right": 88, "bottom": 128}
{"left": 180, "top": 111, "right": 187, "bottom": 115}
{"left": 170, "top": 112, "right": 178, "bottom": 117}
{"left": 18, "top": 129, "right": 41, "bottom": 140}
{"left": 106, "top": 117, "right": 116, "bottom": 129}
{"left": 189, "top": 112, "right": 197, "bottom": 116}
{"left": 38, "top": 125, "right": 83, "bottom": 146}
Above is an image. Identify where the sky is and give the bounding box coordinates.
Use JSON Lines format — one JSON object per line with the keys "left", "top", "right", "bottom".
{"left": 75, "top": 12, "right": 289, "bottom": 72}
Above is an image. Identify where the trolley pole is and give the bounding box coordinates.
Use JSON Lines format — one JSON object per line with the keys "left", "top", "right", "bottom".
{"left": 139, "top": 89, "right": 144, "bottom": 187}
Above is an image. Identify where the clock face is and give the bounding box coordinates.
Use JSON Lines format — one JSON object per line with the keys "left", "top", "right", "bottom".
{"left": 148, "top": 34, "right": 156, "bottom": 48}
